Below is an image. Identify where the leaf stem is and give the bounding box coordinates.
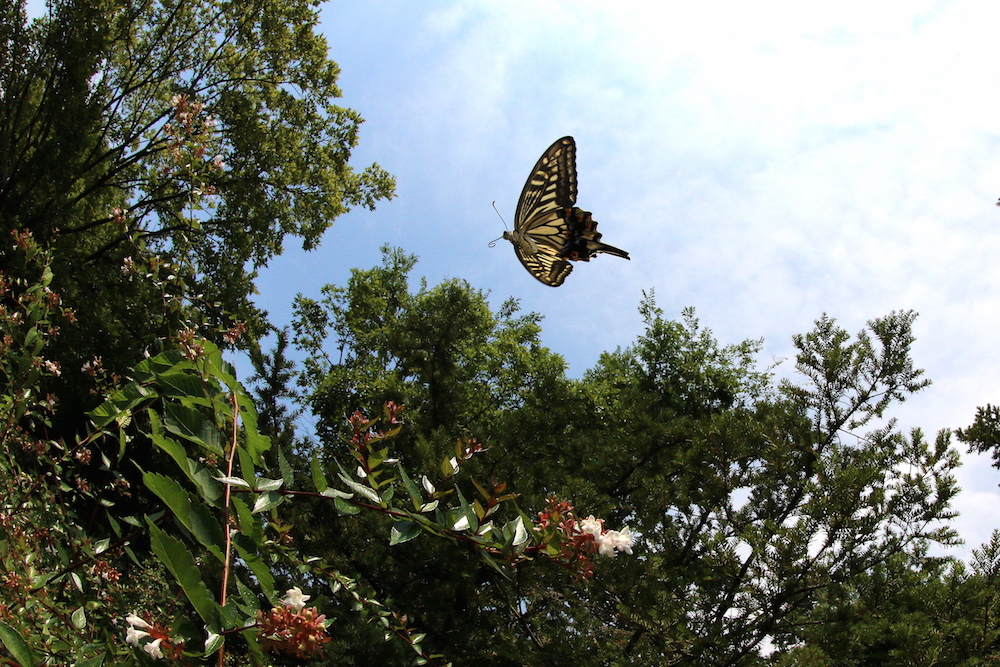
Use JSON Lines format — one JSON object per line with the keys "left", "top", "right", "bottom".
{"left": 216, "top": 392, "right": 240, "bottom": 667}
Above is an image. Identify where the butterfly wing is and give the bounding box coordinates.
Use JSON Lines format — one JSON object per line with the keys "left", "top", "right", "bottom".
{"left": 507, "top": 136, "right": 629, "bottom": 286}
{"left": 512, "top": 243, "right": 573, "bottom": 287}
{"left": 515, "top": 136, "right": 577, "bottom": 226}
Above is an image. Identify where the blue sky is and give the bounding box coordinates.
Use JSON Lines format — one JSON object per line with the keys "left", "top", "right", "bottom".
{"left": 26, "top": 0, "right": 1000, "bottom": 558}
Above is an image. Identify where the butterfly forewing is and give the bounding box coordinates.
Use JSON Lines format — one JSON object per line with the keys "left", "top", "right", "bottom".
{"left": 514, "top": 136, "right": 577, "bottom": 229}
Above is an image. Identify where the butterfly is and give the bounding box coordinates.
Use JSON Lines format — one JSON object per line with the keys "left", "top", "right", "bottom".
{"left": 501, "top": 136, "right": 629, "bottom": 287}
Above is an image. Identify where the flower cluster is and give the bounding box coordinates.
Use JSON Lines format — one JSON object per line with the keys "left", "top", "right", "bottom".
{"left": 164, "top": 95, "right": 222, "bottom": 167}
{"left": 535, "top": 496, "right": 636, "bottom": 578}
{"left": 578, "top": 514, "right": 636, "bottom": 557}
{"left": 157, "top": 94, "right": 225, "bottom": 200}
{"left": 256, "top": 587, "right": 331, "bottom": 659}
{"left": 125, "top": 614, "right": 184, "bottom": 661}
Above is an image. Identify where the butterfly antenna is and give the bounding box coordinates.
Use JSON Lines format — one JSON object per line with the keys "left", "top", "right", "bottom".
{"left": 488, "top": 201, "right": 508, "bottom": 248}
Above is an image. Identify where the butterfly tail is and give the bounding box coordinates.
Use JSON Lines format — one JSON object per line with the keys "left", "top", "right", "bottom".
{"left": 587, "top": 240, "right": 630, "bottom": 260}
{"left": 561, "top": 208, "right": 630, "bottom": 261}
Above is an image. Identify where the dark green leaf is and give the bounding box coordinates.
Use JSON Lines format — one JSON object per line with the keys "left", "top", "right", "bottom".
{"left": 0, "top": 621, "right": 36, "bottom": 666}
{"left": 148, "top": 521, "right": 220, "bottom": 627}
{"left": 143, "top": 472, "right": 226, "bottom": 559}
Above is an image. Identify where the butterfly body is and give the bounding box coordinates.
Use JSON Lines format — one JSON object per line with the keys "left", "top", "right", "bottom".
{"left": 503, "top": 136, "right": 629, "bottom": 286}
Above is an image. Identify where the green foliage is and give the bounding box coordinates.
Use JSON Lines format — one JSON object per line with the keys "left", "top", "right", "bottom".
{"left": 958, "top": 403, "right": 1000, "bottom": 468}
{"left": 293, "top": 245, "right": 574, "bottom": 456}
{"left": 288, "top": 253, "right": 968, "bottom": 665}
{"left": 0, "top": 0, "right": 395, "bottom": 420}
{"left": 782, "top": 535, "right": 1000, "bottom": 666}
{"left": 567, "top": 308, "right": 960, "bottom": 664}
{"left": 0, "top": 4, "right": 994, "bottom": 659}
{"left": 0, "top": 234, "right": 130, "bottom": 664}
{"left": 0, "top": 234, "right": 991, "bottom": 665}
{"left": 0, "top": 241, "right": 606, "bottom": 663}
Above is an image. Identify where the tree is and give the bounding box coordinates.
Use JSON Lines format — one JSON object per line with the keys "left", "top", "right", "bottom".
{"left": 248, "top": 327, "right": 302, "bottom": 453}
{"left": 288, "top": 251, "right": 964, "bottom": 665}
{"left": 0, "top": 0, "right": 394, "bottom": 419}
{"left": 292, "top": 246, "right": 577, "bottom": 463}
{"left": 290, "top": 246, "right": 586, "bottom": 663}
{"left": 559, "top": 306, "right": 960, "bottom": 664}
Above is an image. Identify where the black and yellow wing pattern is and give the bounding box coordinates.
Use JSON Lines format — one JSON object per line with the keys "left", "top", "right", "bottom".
{"left": 502, "top": 136, "right": 629, "bottom": 287}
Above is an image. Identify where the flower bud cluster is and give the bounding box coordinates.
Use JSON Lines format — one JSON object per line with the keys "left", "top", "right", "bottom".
{"left": 256, "top": 587, "right": 331, "bottom": 659}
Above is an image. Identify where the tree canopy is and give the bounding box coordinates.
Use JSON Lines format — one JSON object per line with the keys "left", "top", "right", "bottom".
{"left": 281, "top": 249, "right": 966, "bottom": 665}
{"left": 0, "top": 0, "right": 394, "bottom": 416}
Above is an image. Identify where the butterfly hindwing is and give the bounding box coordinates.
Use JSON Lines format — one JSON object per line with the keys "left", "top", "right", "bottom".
{"left": 513, "top": 244, "right": 573, "bottom": 287}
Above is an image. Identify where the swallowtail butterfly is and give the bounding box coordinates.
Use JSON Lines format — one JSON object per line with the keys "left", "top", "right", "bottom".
{"left": 502, "top": 136, "right": 629, "bottom": 286}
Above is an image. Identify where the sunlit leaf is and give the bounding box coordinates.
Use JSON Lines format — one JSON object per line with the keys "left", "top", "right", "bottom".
{"left": 389, "top": 520, "right": 421, "bottom": 545}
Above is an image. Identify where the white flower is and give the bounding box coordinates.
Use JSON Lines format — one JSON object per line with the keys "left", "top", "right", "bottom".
{"left": 126, "top": 614, "right": 152, "bottom": 630}
{"left": 143, "top": 638, "right": 164, "bottom": 659}
{"left": 282, "top": 586, "right": 310, "bottom": 610}
{"left": 125, "top": 625, "right": 149, "bottom": 646}
{"left": 579, "top": 515, "right": 603, "bottom": 538}
{"left": 596, "top": 533, "right": 618, "bottom": 557}
{"left": 596, "top": 527, "right": 636, "bottom": 557}
{"left": 614, "top": 527, "right": 636, "bottom": 555}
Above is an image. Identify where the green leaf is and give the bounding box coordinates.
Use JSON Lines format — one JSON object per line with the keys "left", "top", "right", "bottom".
{"left": 236, "top": 392, "right": 270, "bottom": 464}
{"left": 143, "top": 472, "right": 226, "bottom": 559}
{"left": 236, "top": 445, "right": 256, "bottom": 491}
{"left": 235, "top": 543, "right": 275, "bottom": 599}
{"left": 88, "top": 381, "right": 155, "bottom": 428}
{"left": 71, "top": 606, "right": 87, "bottom": 629}
{"left": 251, "top": 490, "right": 283, "bottom": 514}
{"left": 156, "top": 370, "right": 205, "bottom": 400}
{"left": 311, "top": 457, "right": 328, "bottom": 493}
{"left": 205, "top": 632, "right": 224, "bottom": 656}
{"left": 389, "top": 519, "right": 421, "bottom": 545}
{"left": 215, "top": 476, "right": 250, "bottom": 488}
{"left": 148, "top": 520, "right": 220, "bottom": 627}
{"left": 164, "top": 402, "right": 223, "bottom": 453}
{"left": 510, "top": 516, "right": 530, "bottom": 547}
{"left": 131, "top": 350, "right": 186, "bottom": 384}
{"left": 334, "top": 497, "right": 361, "bottom": 515}
{"left": 454, "top": 486, "right": 478, "bottom": 530}
{"left": 0, "top": 621, "right": 36, "bottom": 666}
{"left": 148, "top": 410, "right": 224, "bottom": 506}
{"left": 256, "top": 477, "right": 283, "bottom": 491}
{"left": 231, "top": 496, "right": 262, "bottom": 545}
{"left": 337, "top": 466, "right": 381, "bottom": 503}
{"left": 277, "top": 446, "right": 294, "bottom": 486}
